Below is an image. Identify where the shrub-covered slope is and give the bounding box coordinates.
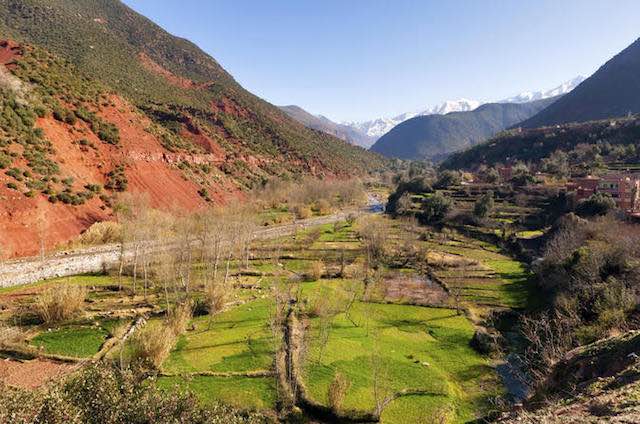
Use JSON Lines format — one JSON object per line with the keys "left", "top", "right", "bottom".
{"left": 370, "top": 97, "right": 556, "bottom": 160}
{"left": 500, "top": 331, "right": 640, "bottom": 423}
{"left": 441, "top": 115, "right": 640, "bottom": 170}
{"left": 279, "top": 105, "right": 374, "bottom": 148}
{"left": 0, "top": 0, "right": 385, "bottom": 256}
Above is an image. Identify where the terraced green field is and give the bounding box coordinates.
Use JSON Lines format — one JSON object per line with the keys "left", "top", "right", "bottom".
{"left": 1, "top": 214, "right": 533, "bottom": 422}
{"left": 303, "top": 300, "right": 501, "bottom": 423}
{"left": 157, "top": 375, "right": 276, "bottom": 410}
{"left": 164, "top": 300, "right": 274, "bottom": 374}
{"left": 160, "top": 299, "right": 276, "bottom": 411}
{"left": 426, "top": 235, "right": 535, "bottom": 311}
{"left": 31, "top": 325, "right": 109, "bottom": 358}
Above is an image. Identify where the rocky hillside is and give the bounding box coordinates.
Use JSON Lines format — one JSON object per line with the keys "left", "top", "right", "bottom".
{"left": 0, "top": 0, "right": 385, "bottom": 257}
{"left": 500, "top": 331, "right": 640, "bottom": 423}
{"left": 520, "top": 37, "right": 640, "bottom": 128}
{"left": 370, "top": 97, "right": 557, "bottom": 160}
{"left": 279, "top": 105, "right": 374, "bottom": 147}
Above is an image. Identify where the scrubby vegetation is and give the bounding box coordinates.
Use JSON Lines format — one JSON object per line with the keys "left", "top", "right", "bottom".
{"left": 0, "top": 363, "right": 268, "bottom": 424}
{"left": 521, "top": 215, "right": 640, "bottom": 387}
{"left": 442, "top": 115, "right": 640, "bottom": 173}
{"left": 33, "top": 284, "right": 87, "bottom": 324}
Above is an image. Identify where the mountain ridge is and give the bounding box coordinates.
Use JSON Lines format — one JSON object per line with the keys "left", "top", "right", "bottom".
{"left": 340, "top": 77, "right": 584, "bottom": 141}
{"left": 369, "top": 97, "right": 558, "bottom": 160}
{"left": 278, "top": 105, "right": 375, "bottom": 147}
{"left": 519, "top": 38, "right": 640, "bottom": 128}
{"left": 0, "top": 0, "right": 385, "bottom": 256}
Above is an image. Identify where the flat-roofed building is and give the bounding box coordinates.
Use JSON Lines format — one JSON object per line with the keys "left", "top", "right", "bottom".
{"left": 567, "top": 173, "right": 640, "bottom": 214}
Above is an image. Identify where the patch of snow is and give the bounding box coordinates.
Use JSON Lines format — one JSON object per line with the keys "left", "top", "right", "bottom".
{"left": 499, "top": 76, "right": 586, "bottom": 104}
{"left": 341, "top": 76, "right": 586, "bottom": 140}
{"left": 343, "top": 98, "right": 482, "bottom": 138}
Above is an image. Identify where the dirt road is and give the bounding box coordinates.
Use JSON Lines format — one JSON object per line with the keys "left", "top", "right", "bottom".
{"left": 0, "top": 201, "right": 382, "bottom": 289}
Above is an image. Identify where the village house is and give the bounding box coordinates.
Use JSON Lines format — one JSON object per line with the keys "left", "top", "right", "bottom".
{"left": 567, "top": 173, "right": 640, "bottom": 214}
{"left": 497, "top": 165, "right": 512, "bottom": 181}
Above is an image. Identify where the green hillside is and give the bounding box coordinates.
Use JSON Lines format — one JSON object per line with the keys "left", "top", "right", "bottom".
{"left": 0, "top": 0, "right": 385, "bottom": 177}
{"left": 370, "top": 97, "right": 557, "bottom": 160}
{"left": 441, "top": 115, "right": 640, "bottom": 170}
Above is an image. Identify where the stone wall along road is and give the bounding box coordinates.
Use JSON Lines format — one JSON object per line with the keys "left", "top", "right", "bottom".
{"left": 0, "top": 205, "right": 380, "bottom": 289}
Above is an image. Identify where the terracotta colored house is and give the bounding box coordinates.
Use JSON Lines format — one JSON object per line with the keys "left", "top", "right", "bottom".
{"left": 567, "top": 174, "right": 640, "bottom": 213}
{"left": 497, "top": 165, "right": 512, "bottom": 181}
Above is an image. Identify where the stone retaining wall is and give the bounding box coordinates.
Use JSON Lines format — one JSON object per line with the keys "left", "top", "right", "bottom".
{"left": 0, "top": 208, "right": 368, "bottom": 289}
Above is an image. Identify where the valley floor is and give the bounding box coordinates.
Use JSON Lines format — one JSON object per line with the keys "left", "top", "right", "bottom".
{"left": 0, "top": 214, "right": 534, "bottom": 423}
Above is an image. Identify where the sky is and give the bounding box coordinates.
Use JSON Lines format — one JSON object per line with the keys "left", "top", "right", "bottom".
{"left": 122, "top": 0, "right": 640, "bottom": 122}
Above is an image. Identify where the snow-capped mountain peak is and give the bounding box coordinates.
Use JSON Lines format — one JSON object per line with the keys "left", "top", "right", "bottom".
{"left": 499, "top": 76, "right": 586, "bottom": 104}
{"left": 423, "top": 98, "right": 482, "bottom": 115}
{"left": 341, "top": 76, "right": 585, "bottom": 142}
{"left": 343, "top": 98, "right": 482, "bottom": 139}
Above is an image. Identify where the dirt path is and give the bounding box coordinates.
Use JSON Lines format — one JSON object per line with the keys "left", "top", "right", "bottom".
{"left": 0, "top": 357, "right": 78, "bottom": 389}
{"left": 0, "top": 200, "right": 383, "bottom": 289}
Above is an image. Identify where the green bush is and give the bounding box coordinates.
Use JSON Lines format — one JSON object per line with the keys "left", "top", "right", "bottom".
{"left": 421, "top": 192, "right": 452, "bottom": 223}
{"left": 0, "top": 363, "right": 268, "bottom": 424}
{"left": 473, "top": 191, "right": 495, "bottom": 218}
{"left": 434, "top": 170, "right": 461, "bottom": 189}
{"left": 0, "top": 151, "right": 12, "bottom": 168}
{"left": 93, "top": 121, "right": 120, "bottom": 145}
{"left": 52, "top": 107, "right": 65, "bottom": 121}
{"left": 6, "top": 167, "right": 23, "bottom": 181}
{"left": 84, "top": 183, "right": 101, "bottom": 193}
{"left": 105, "top": 164, "right": 128, "bottom": 192}
{"left": 386, "top": 191, "right": 413, "bottom": 216}
{"left": 197, "top": 187, "right": 211, "bottom": 201}
{"left": 64, "top": 112, "right": 77, "bottom": 125}
{"left": 576, "top": 192, "right": 616, "bottom": 217}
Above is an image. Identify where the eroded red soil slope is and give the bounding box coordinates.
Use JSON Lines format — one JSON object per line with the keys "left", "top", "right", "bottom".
{"left": 0, "top": 94, "right": 241, "bottom": 258}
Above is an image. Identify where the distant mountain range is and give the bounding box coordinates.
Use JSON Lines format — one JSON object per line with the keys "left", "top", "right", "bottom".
{"left": 520, "top": 38, "right": 640, "bottom": 128}
{"left": 498, "top": 76, "right": 586, "bottom": 103}
{"left": 278, "top": 105, "right": 375, "bottom": 147}
{"left": 342, "top": 99, "right": 483, "bottom": 142}
{"left": 374, "top": 35, "right": 640, "bottom": 162}
{"left": 283, "top": 77, "right": 585, "bottom": 148}
{"left": 342, "top": 77, "right": 585, "bottom": 142}
{"left": 369, "top": 97, "right": 558, "bottom": 160}
{"left": 439, "top": 36, "right": 640, "bottom": 168}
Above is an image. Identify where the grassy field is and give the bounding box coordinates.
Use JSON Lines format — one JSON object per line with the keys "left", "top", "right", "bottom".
{"left": 164, "top": 299, "right": 274, "bottom": 374}
{"left": 515, "top": 229, "right": 545, "bottom": 239}
{"left": 157, "top": 375, "right": 277, "bottom": 411}
{"left": 424, "top": 233, "right": 536, "bottom": 311}
{"left": 160, "top": 298, "right": 277, "bottom": 411}
{"left": 31, "top": 325, "right": 108, "bottom": 358}
{"left": 29, "top": 315, "right": 128, "bottom": 358}
{"left": 0, "top": 213, "right": 534, "bottom": 421}
{"left": 303, "top": 300, "right": 501, "bottom": 423}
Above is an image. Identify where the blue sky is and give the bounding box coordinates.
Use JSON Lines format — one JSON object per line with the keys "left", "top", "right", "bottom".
{"left": 123, "top": 0, "right": 640, "bottom": 122}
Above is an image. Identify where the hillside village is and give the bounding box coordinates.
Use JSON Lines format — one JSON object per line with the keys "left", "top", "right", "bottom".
{"left": 494, "top": 164, "right": 640, "bottom": 216}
